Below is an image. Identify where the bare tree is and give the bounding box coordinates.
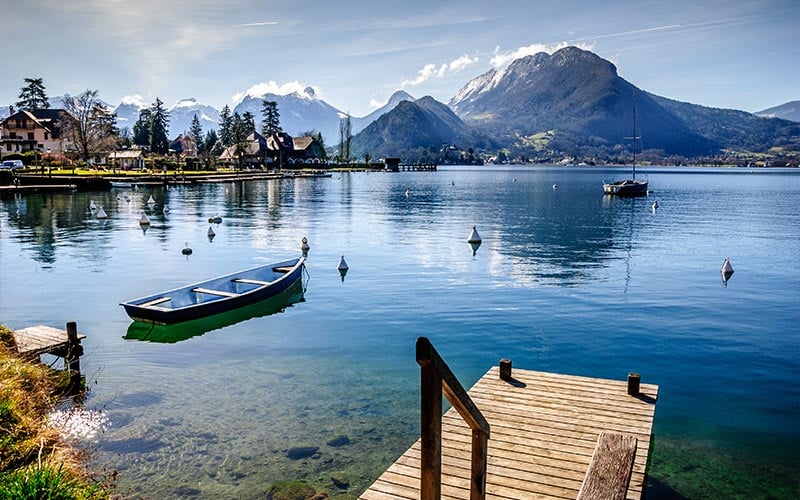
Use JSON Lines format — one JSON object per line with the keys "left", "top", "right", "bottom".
{"left": 62, "top": 90, "right": 118, "bottom": 162}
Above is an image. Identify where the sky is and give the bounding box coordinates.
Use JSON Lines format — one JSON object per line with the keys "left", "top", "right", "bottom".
{"left": 3, "top": 0, "right": 798, "bottom": 117}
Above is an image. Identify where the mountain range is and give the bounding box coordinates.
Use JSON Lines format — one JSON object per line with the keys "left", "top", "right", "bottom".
{"left": 755, "top": 101, "right": 800, "bottom": 122}
{"left": 2, "top": 47, "right": 798, "bottom": 159}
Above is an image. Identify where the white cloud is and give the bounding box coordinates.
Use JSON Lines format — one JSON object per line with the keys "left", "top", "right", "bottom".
{"left": 447, "top": 54, "right": 479, "bottom": 73}
{"left": 490, "top": 41, "right": 595, "bottom": 68}
{"left": 402, "top": 64, "right": 439, "bottom": 87}
{"left": 369, "top": 98, "right": 385, "bottom": 109}
{"left": 232, "top": 81, "right": 320, "bottom": 103}
{"left": 120, "top": 94, "right": 147, "bottom": 108}
{"left": 402, "top": 53, "right": 480, "bottom": 87}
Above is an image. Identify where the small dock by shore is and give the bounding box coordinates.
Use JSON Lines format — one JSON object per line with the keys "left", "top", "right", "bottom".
{"left": 12, "top": 323, "right": 85, "bottom": 385}
{"left": 361, "top": 347, "right": 658, "bottom": 500}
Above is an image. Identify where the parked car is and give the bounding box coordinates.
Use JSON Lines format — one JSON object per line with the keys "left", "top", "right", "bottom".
{"left": 0, "top": 160, "right": 24, "bottom": 170}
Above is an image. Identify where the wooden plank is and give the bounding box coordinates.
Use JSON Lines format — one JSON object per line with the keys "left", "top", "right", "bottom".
{"left": 139, "top": 296, "right": 171, "bottom": 307}
{"left": 576, "top": 432, "right": 638, "bottom": 500}
{"left": 13, "top": 325, "right": 86, "bottom": 358}
{"left": 233, "top": 278, "right": 270, "bottom": 285}
{"left": 191, "top": 287, "right": 239, "bottom": 297}
{"left": 360, "top": 366, "right": 657, "bottom": 500}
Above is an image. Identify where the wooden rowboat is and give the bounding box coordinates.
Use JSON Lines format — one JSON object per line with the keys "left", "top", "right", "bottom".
{"left": 120, "top": 257, "right": 305, "bottom": 324}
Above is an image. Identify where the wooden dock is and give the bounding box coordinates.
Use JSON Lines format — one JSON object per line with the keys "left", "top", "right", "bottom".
{"left": 361, "top": 363, "right": 658, "bottom": 500}
{"left": 12, "top": 323, "right": 85, "bottom": 379}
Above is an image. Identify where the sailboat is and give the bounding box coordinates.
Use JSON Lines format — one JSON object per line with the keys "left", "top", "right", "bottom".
{"left": 603, "top": 89, "right": 649, "bottom": 196}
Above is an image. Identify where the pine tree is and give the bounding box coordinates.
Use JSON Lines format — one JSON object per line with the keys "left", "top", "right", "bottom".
{"left": 149, "top": 97, "right": 170, "bottom": 154}
{"left": 242, "top": 111, "right": 256, "bottom": 135}
{"left": 231, "top": 112, "right": 250, "bottom": 170}
{"left": 133, "top": 109, "right": 152, "bottom": 147}
{"left": 16, "top": 77, "right": 49, "bottom": 111}
{"left": 190, "top": 114, "right": 204, "bottom": 154}
{"left": 260, "top": 100, "right": 281, "bottom": 136}
{"left": 203, "top": 129, "right": 219, "bottom": 155}
{"left": 218, "top": 105, "right": 233, "bottom": 147}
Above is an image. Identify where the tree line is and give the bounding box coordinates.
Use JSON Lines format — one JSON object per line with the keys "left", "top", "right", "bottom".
{"left": 9, "top": 77, "right": 316, "bottom": 166}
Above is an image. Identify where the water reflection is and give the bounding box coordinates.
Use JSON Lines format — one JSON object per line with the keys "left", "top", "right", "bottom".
{"left": 124, "top": 279, "right": 306, "bottom": 343}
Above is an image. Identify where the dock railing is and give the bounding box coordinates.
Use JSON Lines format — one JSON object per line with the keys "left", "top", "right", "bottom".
{"left": 416, "top": 337, "right": 490, "bottom": 500}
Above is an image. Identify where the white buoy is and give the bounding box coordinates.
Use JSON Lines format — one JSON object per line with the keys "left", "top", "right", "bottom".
{"left": 207, "top": 226, "right": 215, "bottom": 237}
{"left": 467, "top": 225, "right": 481, "bottom": 244}
{"left": 552, "top": 184, "right": 558, "bottom": 189}
{"left": 139, "top": 212, "right": 150, "bottom": 225}
{"left": 652, "top": 200, "right": 659, "bottom": 210}
{"left": 721, "top": 257, "right": 734, "bottom": 274}
{"left": 405, "top": 188, "right": 410, "bottom": 197}
{"left": 89, "top": 200, "right": 97, "bottom": 211}
{"left": 301, "top": 237, "right": 310, "bottom": 252}
{"left": 147, "top": 195, "right": 155, "bottom": 204}
{"left": 96, "top": 207, "right": 108, "bottom": 219}
{"left": 337, "top": 255, "right": 349, "bottom": 271}
{"left": 181, "top": 242, "right": 193, "bottom": 255}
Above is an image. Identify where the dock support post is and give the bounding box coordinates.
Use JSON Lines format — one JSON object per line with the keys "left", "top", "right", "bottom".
{"left": 65, "top": 322, "right": 83, "bottom": 387}
{"left": 499, "top": 359, "right": 512, "bottom": 381}
{"left": 627, "top": 373, "right": 640, "bottom": 396}
{"left": 420, "top": 362, "right": 442, "bottom": 500}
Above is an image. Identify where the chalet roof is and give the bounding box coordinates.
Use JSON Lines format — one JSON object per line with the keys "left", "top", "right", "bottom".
{"left": 30, "top": 109, "right": 68, "bottom": 122}
{"left": 292, "top": 136, "right": 314, "bottom": 151}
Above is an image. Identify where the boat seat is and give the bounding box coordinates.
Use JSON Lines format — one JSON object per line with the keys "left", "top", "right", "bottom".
{"left": 140, "top": 296, "right": 171, "bottom": 307}
{"left": 272, "top": 267, "right": 293, "bottom": 273}
{"left": 192, "top": 288, "right": 240, "bottom": 297}
{"left": 233, "top": 278, "right": 270, "bottom": 286}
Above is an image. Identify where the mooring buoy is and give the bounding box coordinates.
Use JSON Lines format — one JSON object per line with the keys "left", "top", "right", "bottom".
{"left": 467, "top": 225, "right": 481, "bottom": 244}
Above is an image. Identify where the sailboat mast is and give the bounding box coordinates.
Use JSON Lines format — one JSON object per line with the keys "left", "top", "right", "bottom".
{"left": 632, "top": 89, "right": 637, "bottom": 181}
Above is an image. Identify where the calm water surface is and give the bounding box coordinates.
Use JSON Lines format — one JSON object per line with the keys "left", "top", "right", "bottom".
{"left": 1, "top": 166, "right": 798, "bottom": 498}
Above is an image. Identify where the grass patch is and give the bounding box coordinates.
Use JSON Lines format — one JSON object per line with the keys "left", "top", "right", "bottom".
{"left": 0, "top": 325, "right": 108, "bottom": 498}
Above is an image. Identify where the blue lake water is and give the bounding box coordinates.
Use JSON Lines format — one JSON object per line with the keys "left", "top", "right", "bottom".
{"left": 1, "top": 166, "right": 798, "bottom": 498}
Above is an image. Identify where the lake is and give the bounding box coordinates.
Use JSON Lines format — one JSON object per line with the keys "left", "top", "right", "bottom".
{"left": 1, "top": 165, "right": 798, "bottom": 499}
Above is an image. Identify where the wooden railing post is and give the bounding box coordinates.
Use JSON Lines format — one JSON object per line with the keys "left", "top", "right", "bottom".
{"left": 419, "top": 360, "right": 442, "bottom": 500}
{"left": 417, "top": 337, "right": 490, "bottom": 500}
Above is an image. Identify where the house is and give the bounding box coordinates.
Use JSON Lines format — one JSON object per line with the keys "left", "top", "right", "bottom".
{"left": 0, "top": 109, "right": 74, "bottom": 156}
{"left": 289, "top": 135, "right": 326, "bottom": 165}
{"left": 218, "top": 132, "right": 326, "bottom": 168}
{"left": 108, "top": 150, "right": 146, "bottom": 170}
{"left": 219, "top": 131, "right": 269, "bottom": 166}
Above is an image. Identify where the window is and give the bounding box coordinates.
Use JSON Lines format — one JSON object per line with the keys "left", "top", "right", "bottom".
{"left": 28, "top": 132, "right": 34, "bottom": 141}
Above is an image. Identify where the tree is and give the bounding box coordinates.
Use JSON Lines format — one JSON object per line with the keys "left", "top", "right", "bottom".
{"left": 16, "top": 77, "right": 49, "bottom": 111}
{"left": 118, "top": 127, "right": 134, "bottom": 149}
{"left": 230, "top": 112, "right": 250, "bottom": 170}
{"left": 203, "top": 129, "right": 219, "bottom": 156}
{"left": 132, "top": 109, "right": 152, "bottom": 147}
{"left": 260, "top": 100, "right": 281, "bottom": 136}
{"left": 218, "top": 105, "right": 233, "bottom": 147}
{"left": 190, "top": 114, "right": 204, "bottom": 155}
{"left": 242, "top": 111, "right": 256, "bottom": 135}
{"left": 61, "top": 89, "right": 118, "bottom": 161}
{"left": 149, "top": 98, "right": 170, "bottom": 154}
{"left": 339, "top": 114, "right": 352, "bottom": 162}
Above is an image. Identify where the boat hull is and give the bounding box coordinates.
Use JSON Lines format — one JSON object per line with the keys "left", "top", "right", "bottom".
{"left": 603, "top": 179, "right": 648, "bottom": 196}
{"left": 120, "top": 257, "right": 305, "bottom": 324}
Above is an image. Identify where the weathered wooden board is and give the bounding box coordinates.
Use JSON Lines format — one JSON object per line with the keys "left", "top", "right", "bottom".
{"left": 361, "top": 366, "right": 658, "bottom": 500}
{"left": 12, "top": 324, "right": 85, "bottom": 358}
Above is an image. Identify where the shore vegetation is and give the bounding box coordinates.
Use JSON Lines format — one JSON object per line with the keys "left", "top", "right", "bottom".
{"left": 0, "top": 325, "right": 107, "bottom": 499}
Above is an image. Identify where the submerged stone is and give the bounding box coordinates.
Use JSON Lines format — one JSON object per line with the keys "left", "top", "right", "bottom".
{"left": 265, "top": 481, "right": 316, "bottom": 500}
{"left": 287, "top": 446, "right": 319, "bottom": 460}
{"left": 326, "top": 435, "right": 350, "bottom": 447}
